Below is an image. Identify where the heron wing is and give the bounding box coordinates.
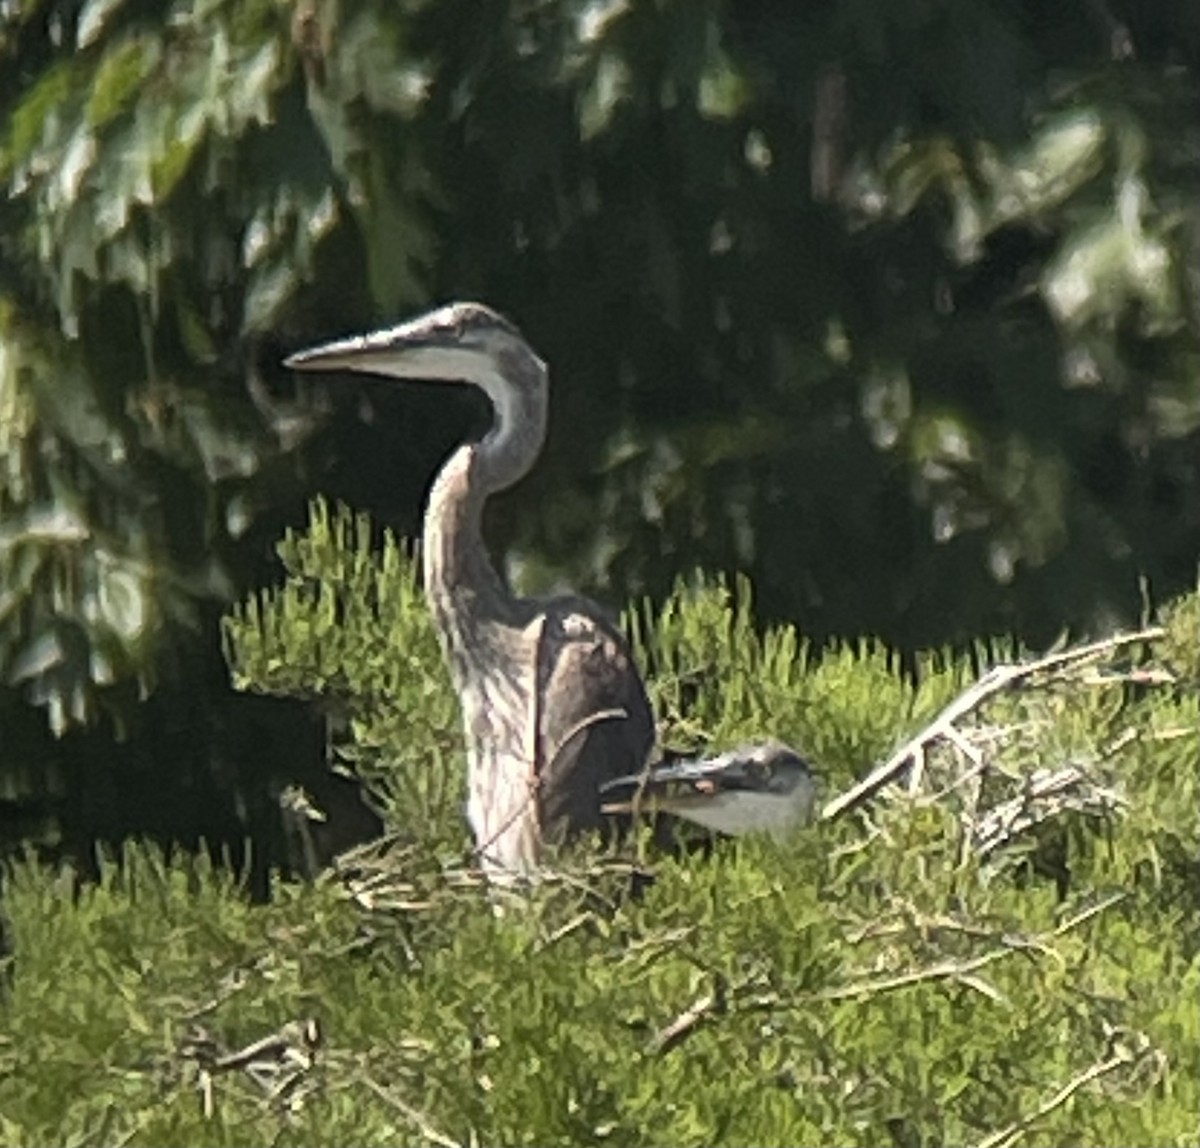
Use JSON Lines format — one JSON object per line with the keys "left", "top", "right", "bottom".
{"left": 531, "top": 605, "right": 655, "bottom": 841}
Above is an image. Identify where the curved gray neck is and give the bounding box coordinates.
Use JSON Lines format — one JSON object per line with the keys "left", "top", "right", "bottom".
{"left": 422, "top": 350, "right": 548, "bottom": 639}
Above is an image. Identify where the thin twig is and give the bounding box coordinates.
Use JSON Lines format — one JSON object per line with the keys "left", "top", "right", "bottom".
{"left": 180, "top": 964, "right": 257, "bottom": 1021}
{"left": 973, "top": 769, "right": 1127, "bottom": 857}
{"left": 1051, "top": 891, "right": 1127, "bottom": 936}
{"left": 731, "top": 892, "right": 1123, "bottom": 1018}
{"left": 821, "top": 627, "right": 1163, "bottom": 821}
{"left": 211, "top": 1020, "right": 319, "bottom": 1073}
{"left": 469, "top": 708, "right": 631, "bottom": 876}
{"left": 971, "top": 1049, "right": 1136, "bottom": 1148}
{"left": 537, "top": 911, "right": 597, "bottom": 951}
{"left": 810, "top": 949, "right": 1013, "bottom": 1003}
{"left": 649, "top": 993, "right": 717, "bottom": 1054}
{"left": 361, "top": 1075, "right": 464, "bottom": 1148}
{"left": 654, "top": 938, "right": 1027, "bottom": 1056}
{"left": 176, "top": 1017, "right": 321, "bottom": 1118}
{"left": 544, "top": 707, "right": 629, "bottom": 778}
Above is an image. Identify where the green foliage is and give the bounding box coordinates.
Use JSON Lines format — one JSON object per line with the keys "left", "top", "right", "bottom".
{"left": 1, "top": 797, "right": 1195, "bottom": 1145}
{"left": 6, "top": 491, "right": 1200, "bottom": 1143}
{"left": 632, "top": 572, "right": 936, "bottom": 785}
{"left": 223, "top": 498, "right": 980, "bottom": 825}
{"left": 411, "top": 0, "right": 1200, "bottom": 652}
{"left": 0, "top": 0, "right": 436, "bottom": 744}
{"left": 223, "top": 497, "right": 465, "bottom": 848}
{"left": 226, "top": 498, "right": 1200, "bottom": 845}
{"left": 1158, "top": 586, "right": 1200, "bottom": 683}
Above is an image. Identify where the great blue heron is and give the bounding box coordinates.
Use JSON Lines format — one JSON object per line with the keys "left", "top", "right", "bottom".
{"left": 599, "top": 741, "right": 818, "bottom": 839}
{"left": 285, "top": 302, "right": 655, "bottom": 879}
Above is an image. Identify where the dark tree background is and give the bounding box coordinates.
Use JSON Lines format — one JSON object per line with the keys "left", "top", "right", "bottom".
{"left": 1, "top": 0, "right": 1197, "bottom": 862}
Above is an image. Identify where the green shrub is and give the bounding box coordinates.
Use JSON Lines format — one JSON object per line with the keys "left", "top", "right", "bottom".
{"left": 2, "top": 499, "right": 1196, "bottom": 1146}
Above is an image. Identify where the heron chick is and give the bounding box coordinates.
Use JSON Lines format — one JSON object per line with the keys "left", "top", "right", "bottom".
{"left": 286, "top": 303, "right": 655, "bottom": 881}
{"left": 600, "top": 740, "right": 818, "bottom": 839}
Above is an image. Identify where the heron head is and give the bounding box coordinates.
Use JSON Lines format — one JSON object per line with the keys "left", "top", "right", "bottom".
{"left": 600, "top": 740, "right": 819, "bottom": 838}
{"left": 286, "top": 302, "right": 548, "bottom": 488}
{"left": 285, "top": 301, "right": 546, "bottom": 409}
{"left": 688, "top": 742, "right": 813, "bottom": 796}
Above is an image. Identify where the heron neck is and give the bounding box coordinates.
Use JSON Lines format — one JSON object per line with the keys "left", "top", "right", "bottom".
{"left": 423, "top": 445, "right": 513, "bottom": 631}
{"left": 422, "top": 351, "right": 547, "bottom": 635}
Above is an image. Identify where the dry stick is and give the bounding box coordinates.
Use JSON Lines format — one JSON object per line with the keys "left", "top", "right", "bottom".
{"left": 180, "top": 964, "right": 257, "bottom": 1021}
{"left": 199, "top": 1069, "right": 214, "bottom": 1119}
{"left": 361, "top": 1075, "right": 464, "bottom": 1148}
{"left": 545, "top": 707, "right": 629, "bottom": 774}
{"left": 972, "top": 767, "right": 1127, "bottom": 858}
{"left": 350, "top": 867, "right": 421, "bottom": 894}
{"left": 760, "top": 895, "right": 1123, "bottom": 1007}
{"left": 649, "top": 952, "right": 1011, "bottom": 1059}
{"left": 650, "top": 954, "right": 1006, "bottom": 1057}
{"left": 971, "top": 1049, "right": 1137, "bottom": 1148}
{"left": 650, "top": 992, "right": 717, "bottom": 1054}
{"left": 808, "top": 949, "right": 1009, "bottom": 1004}
{"left": 955, "top": 972, "right": 1008, "bottom": 1004}
{"left": 538, "top": 910, "right": 598, "bottom": 950}
{"left": 651, "top": 893, "right": 1127, "bottom": 1055}
{"left": 210, "top": 1032, "right": 297, "bottom": 1073}
{"left": 943, "top": 723, "right": 987, "bottom": 767}
{"left": 820, "top": 627, "right": 1164, "bottom": 822}
{"left": 204, "top": 1019, "right": 320, "bottom": 1105}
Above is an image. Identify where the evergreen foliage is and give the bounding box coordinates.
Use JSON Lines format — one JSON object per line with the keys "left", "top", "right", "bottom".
{"left": 224, "top": 497, "right": 465, "bottom": 853}
{"left": 0, "top": 2, "right": 1198, "bottom": 1132}
{"left": 1, "top": 764, "right": 1196, "bottom": 1144}
{"left": 7, "top": 496, "right": 1177, "bottom": 1144}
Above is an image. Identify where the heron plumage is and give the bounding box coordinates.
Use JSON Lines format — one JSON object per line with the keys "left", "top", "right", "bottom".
{"left": 287, "top": 303, "right": 654, "bottom": 879}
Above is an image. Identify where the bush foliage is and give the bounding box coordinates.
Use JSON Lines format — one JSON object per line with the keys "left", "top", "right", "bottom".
{"left": 2, "top": 499, "right": 1196, "bottom": 1146}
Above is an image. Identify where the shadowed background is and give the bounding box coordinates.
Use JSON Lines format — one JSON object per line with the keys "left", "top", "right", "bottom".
{"left": 0, "top": 0, "right": 1197, "bottom": 868}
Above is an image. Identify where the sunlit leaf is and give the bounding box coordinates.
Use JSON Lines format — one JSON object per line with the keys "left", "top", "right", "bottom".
{"left": 76, "top": 0, "right": 132, "bottom": 50}
{"left": 85, "top": 35, "right": 157, "bottom": 128}
{"left": 1, "top": 59, "right": 75, "bottom": 175}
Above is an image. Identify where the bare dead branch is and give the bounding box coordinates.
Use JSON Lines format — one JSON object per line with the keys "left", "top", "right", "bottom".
{"left": 973, "top": 766, "right": 1127, "bottom": 857}
{"left": 821, "top": 626, "right": 1162, "bottom": 823}
{"left": 361, "top": 1075, "right": 464, "bottom": 1148}
{"left": 971, "top": 1045, "right": 1142, "bottom": 1148}
{"left": 649, "top": 992, "right": 718, "bottom": 1054}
